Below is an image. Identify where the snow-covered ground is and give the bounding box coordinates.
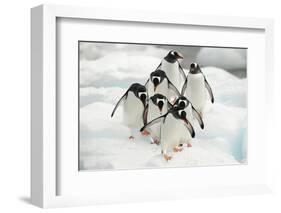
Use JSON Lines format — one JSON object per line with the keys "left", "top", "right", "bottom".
{"left": 79, "top": 49, "right": 247, "bottom": 171}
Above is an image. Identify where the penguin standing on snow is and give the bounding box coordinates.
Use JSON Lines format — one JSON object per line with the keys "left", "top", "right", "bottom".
{"left": 143, "top": 94, "right": 172, "bottom": 145}
{"left": 181, "top": 63, "right": 214, "bottom": 116}
{"left": 156, "top": 51, "right": 186, "bottom": 100}
{"left": 140, "top": 107, "right": 195, "bottom": 161}
{"left": 173, "top": 96, "right": 204, "bottom": 147}
{"left": 145, "top": 69, "right": 180, "bottom": 100}
{"left": 111, "top": 83, "right": 149, "bottom": 140}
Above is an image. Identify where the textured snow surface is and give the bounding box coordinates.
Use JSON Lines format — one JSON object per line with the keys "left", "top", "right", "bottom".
{"left": 79, "top": 53, "right": 247, "bottom": 170}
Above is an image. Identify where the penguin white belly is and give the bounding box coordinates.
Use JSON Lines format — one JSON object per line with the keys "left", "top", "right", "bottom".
{"left": 160, "top": 114, "right": 181, "bottom": 154}
{"left": 186, "top": 74, "right": 206, "bottom": 113}
{"left": 160, "top": 60, "right": 183, "bottom": 92}
{"left": 123, "top": 92, "right": 144, "bottom": 129}
{"left": 147, "top": 103, "right": 168, "bottom": 140}
{"left": 147, "top": 78, "right": 169, "bottom": 97}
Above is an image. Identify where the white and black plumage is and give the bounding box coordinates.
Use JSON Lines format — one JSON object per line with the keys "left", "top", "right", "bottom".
{"left": 111, "top": 83, "right": 148, "bottom": 139}
{"left": 181, "top": 63, "right": 214, "bottom": 116}
{"left": 155, "top": 50, "right": 186, "bottom": 99}
{"left": 173, "top": 96, "right": 204, "bottom": 147}
{"left": 143, "top": 94, "right": 172, "bottom": 144}
{"left": 140, "top": 107, "right": 195, "bottom": 161}
{"left": 145, "top": 69, "right": 180, "bottom": 101}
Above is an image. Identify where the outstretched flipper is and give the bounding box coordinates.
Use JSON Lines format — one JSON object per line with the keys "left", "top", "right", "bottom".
{"left": 192, "top": 106, "right": 204, "bottom": 129}
{"left": 204, "top": 77, "right": 214, "bottom": 103}
{"left": 111, "top": 90, "right": 129, "bottom": 117}
{"left": 144, "top": 78, "right": 149, "bottom": 89}
{"left": 182, "top": 119, "right": 195, "bottom": 138}
{"left": 167, "top": 78, "right": 181, "bottom": 97}
{"left": 167, "top": 100, "right": 173, "bottom": 109}
{"left": 178, "top": 62, "right": 187, "bottom": 81}
{"left": 155, "top": 62, "right": 162, "bottom": 70}
{"left": 181, "top": 77, "right": 188, "bottom": 95}
{"left": 140, "top": 114, "right": 166, "bottom": 132}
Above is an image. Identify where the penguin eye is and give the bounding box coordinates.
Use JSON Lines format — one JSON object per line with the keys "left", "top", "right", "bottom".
{"left": 190, "top": 63, "right": 197, "bottom": 68}
{"left": 157, "top": 98, "right": 164, "bottom": 104}
{"left": 178, "top": 110, "right": 183, "bottom": 116}
{"left": 138, "top": 92, "right": 146, "bottom": 98}
{"left": 152, "top": 76, "right": 161, "bottom": 82}
{"left": 170, "top": 51, "right": 174, "bottom": 55}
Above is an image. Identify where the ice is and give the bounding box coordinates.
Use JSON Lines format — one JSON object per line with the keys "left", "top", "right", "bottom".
{"left": 79, "top": 52, "right": 247, "bottom": 170}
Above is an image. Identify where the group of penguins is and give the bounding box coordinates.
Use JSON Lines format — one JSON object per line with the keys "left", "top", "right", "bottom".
{"left": 111, "top": 50, "right": 214, "bottom": 161}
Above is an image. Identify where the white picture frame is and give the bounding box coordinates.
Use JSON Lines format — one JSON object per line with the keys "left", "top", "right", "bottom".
{"left": 31, "top": 4, "right": 274, "bottom": 208}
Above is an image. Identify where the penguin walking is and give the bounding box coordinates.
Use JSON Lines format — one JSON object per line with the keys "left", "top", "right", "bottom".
{"left": 145, "top": 69, "right": 180, "bottom": 101}
{"left": 173, "top": 96, "right": 204, "bottom": 147}
{"left": 156, "top": 51, "right": 186, "bottom": 100}
{"left": 111, "top": 83, "right": 148, "bottom": 140}
{"left": 140, "top": 107, "right": 195, "bottom": 161}
{"left": 181, "top": 63, "right": 214, "bottom": 116}
{"left": 143, "top": 94, "right": 172, "bottom": 145}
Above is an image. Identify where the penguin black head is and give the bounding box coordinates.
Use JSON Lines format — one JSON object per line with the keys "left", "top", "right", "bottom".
{"left": 150, "top": 94, "right": 167, "bottom": 113}
{"left": 164, "top": 50, "right": 183, "bottom": 63}
{"left": 150, "top": 70, "right": 166, "bottom": 91}
{"left": 129, "top": 83, "right": 147, "bottom": 107}
{"left": 189, "top": 62, "right": 201, "bottom": 74}
{"left": 174, "top": 96, "right": 189, "bottom": 109}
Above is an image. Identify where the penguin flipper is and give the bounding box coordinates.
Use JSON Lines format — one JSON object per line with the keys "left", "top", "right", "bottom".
{"left": 204, "top": 77, "right": 214, "bottom": 103}
{"left": 140, "top": 114, "right": 166, "bottom": 132}
{"left": 167, "top": 100, "right": 173, "bottom": 109}
{"left": 183, "top": 121, "right": 195, "bottom": 138}
{"left": 167, "top": 78, "right": 181, "bottom": 97}
{"left": 144, "top": 78, "right": 149, "bottom": 88}
{"left": 156, "top": 62, "right": 162, "bottom": 70}
{"left": 181, "top": 77, "right": 188, "bottom": 95}
{"left": 192, "top": 106, "right": 204, "bottom": 129}
{"left": 178, "top": 62, "right": 187, "bottom": 81}
{"left": 111, "top": 90, "right": 128, "bottom": 117}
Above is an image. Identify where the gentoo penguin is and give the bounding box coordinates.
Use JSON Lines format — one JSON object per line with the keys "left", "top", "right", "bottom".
{"left": 156, "top": 50, "right": 186, "bottom": 97}
{"left": 143, "top": 94, "right": 172, "bottom": 145}
{"left": 140, "top": 107, "right": 195, "bottom": 161}
{"left": 181, "top": 62, "right": 214, "bottom": 116}
{"left": 111, "top": 83, "right": 148, "bottom": 140}
{"left": 145, "top": 69, "right": 180, "bottom": 101}
{"left": 173, "top": 96, "right": 204, "bottom": 147}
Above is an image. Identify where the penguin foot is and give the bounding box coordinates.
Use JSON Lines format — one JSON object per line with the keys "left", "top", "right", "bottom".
{"left": 128, "top": 136, "right": 135, "bottom": 140}
{"left": 187, "top": 143, "right": 192, "bottom": 147}
{"left": 141, "top": 129, "right": 150, "bottom": 136}
{"left": 173, "top": 147, "right": 183, "bottom": 152}
{"left": 164, "top": 154, "right": 172, "bottom": 161}
{"left": 151, "top": 139, "right": 160, "bottom": 145}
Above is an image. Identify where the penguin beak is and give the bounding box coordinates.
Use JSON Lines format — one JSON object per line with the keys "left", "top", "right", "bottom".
{"left": 176, "top": 52, "right": 183, "bottom": 59}
{"left": 154, "top": 86, "right": 157, "bottom": 92}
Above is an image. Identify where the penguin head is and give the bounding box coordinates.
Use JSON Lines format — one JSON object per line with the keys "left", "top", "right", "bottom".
{"left": 150, "top": 94, "right": 167, "bottom": 113}
{"left": 174, "top": 96, "right": 189, "bottom": 109}
{"left": 164, "top": 50, "right": 183, "bottom": 63}
{"left": 189, "top": 62, "right": 201, "bottom": 74}
{"left": 130, "top": 83, "right": 147, "bottom": 107}
{"left": 150, "top": 70, "right": 166, "bottom": 91}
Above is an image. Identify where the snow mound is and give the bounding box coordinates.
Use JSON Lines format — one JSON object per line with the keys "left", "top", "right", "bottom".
{"left": 196, "top": 48, "right": 246, "bottom": 71}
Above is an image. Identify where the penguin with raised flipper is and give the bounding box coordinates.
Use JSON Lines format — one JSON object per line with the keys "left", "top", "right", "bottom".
{"left": 143, "top": 94, "right": 172, "bottom": 145}
{"left": 181, "top": 62, "right": 214, "bottom": 116}
{"left": 145, "top": 69, "right": 180, "bottom": 101}
{"left": 140, "top": 107, "right": 195, "bottom": 161}
{"left": 111, "top": 83, "right": 149, "bottom": 140}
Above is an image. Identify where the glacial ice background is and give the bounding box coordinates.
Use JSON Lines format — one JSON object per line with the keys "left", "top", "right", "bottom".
{"left": 79, "top": 43, "right": 247, "bottom": 170}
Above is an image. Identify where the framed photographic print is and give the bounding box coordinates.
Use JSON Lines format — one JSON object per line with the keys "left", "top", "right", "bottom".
{"left": 31, "top": 4, "right": 274, "bottom": 208}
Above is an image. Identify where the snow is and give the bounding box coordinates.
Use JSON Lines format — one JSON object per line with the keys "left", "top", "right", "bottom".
{"left": 79, "top": 51, "right": 247, "bottom": 171}
{"left": 196, "top": 48, "right": 246, "bottom": 71}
